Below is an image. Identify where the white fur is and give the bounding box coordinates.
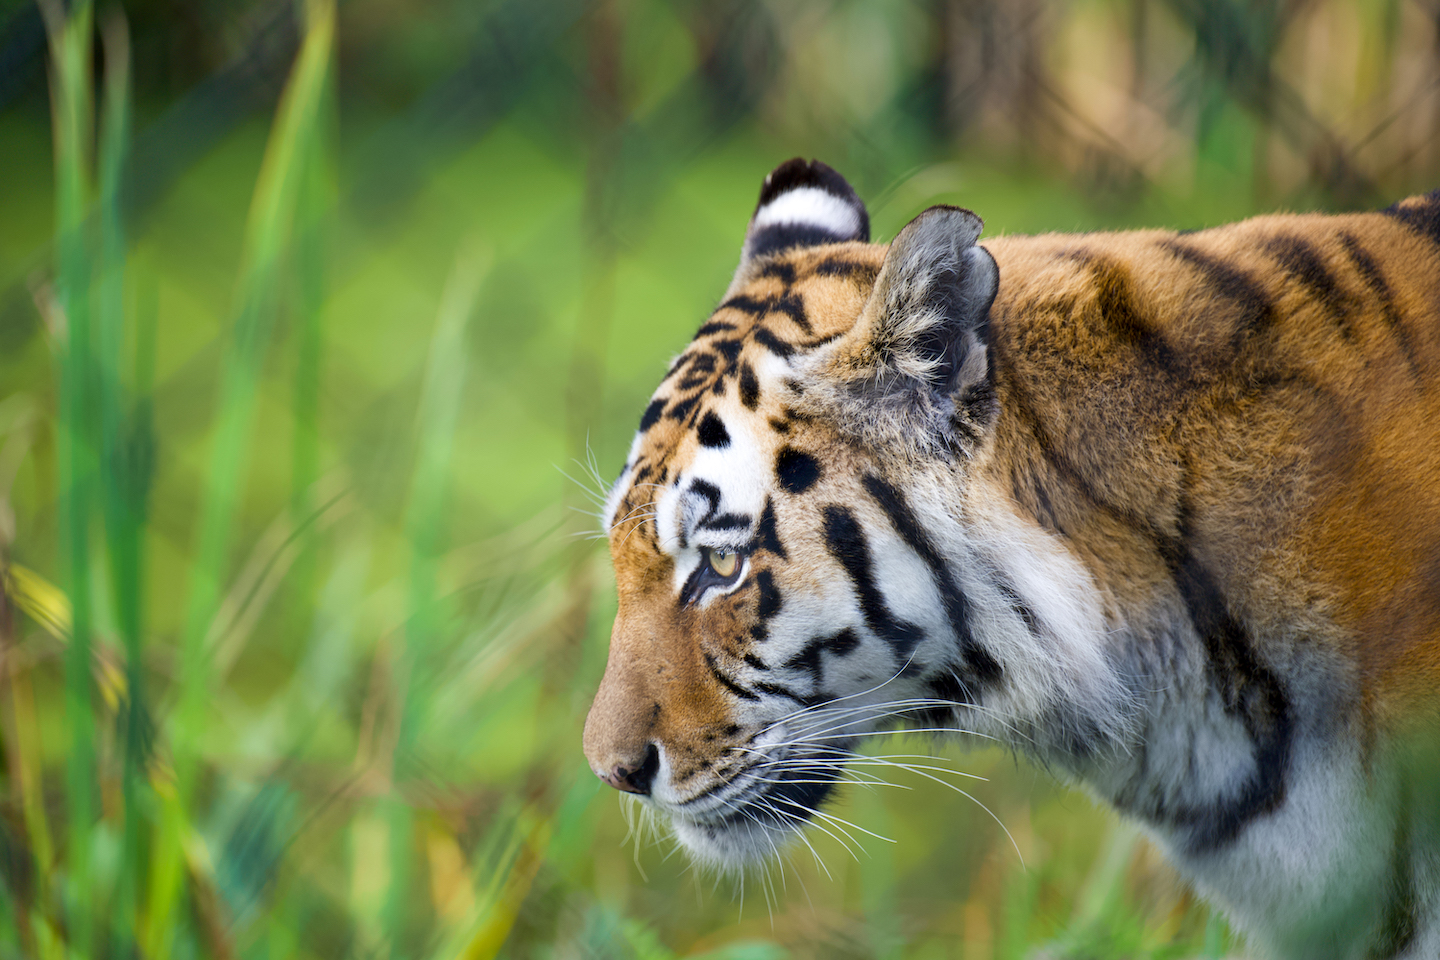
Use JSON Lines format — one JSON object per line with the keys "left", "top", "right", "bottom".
{"left": 752, "top": 187, "right": 861, "bottom": 238}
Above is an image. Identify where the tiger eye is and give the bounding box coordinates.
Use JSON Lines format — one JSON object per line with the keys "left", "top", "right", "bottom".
{"left": 707, "top": 547, "right": 739, "bottom": 578}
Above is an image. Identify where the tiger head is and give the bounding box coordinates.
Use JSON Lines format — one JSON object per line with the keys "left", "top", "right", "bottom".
{"left": 583, "top": 159, "right": 1123, "bottom": 867}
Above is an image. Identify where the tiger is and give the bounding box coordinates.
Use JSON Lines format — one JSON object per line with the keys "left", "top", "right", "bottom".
{"left": 582, "top": 158, "right": 1440, "bottom": 959}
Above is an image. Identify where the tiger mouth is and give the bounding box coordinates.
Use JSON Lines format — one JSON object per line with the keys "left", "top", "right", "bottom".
{"left": 667, "top": 746, "right": 851, "bottom": 863}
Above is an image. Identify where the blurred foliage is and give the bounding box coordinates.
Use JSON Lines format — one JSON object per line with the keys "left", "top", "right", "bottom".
{"left": 0, "top": 0, "right": 1437, "bottom": 957}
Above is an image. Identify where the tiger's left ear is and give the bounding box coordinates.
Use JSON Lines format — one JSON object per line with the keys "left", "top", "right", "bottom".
{"left": 810, "top": 204, "right": 1000, "bottom": 457}
{"left": 727, "top": 158, "right": 870, "bottom": 296}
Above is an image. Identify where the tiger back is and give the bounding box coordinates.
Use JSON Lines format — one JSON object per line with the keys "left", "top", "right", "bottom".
{"left": 583, "top": 158, "right": 1440, "bottom": 959}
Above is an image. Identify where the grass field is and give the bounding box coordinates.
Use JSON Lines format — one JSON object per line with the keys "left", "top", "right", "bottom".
{"left": 7, "top": 0, "right": 1437, "bottom": 956}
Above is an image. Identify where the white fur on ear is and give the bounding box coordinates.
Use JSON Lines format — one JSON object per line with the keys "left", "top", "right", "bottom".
{"left": 751, "top": 187, "right": 864, "bottom": 239}
{"left": 728, "top": 160, "right": 871, "bottom": 294}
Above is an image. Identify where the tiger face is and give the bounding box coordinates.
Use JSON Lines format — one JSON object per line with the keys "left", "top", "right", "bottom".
{"left": 583, "top": 160, "right": 1129, "bottom": 865}
{"left": 584, "top": 159, "right": 1440, "bottom": 958}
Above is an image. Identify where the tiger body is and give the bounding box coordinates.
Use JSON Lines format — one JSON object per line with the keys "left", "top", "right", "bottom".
{"left": 583, "top": 160, "right": 1440, "bottom": 959}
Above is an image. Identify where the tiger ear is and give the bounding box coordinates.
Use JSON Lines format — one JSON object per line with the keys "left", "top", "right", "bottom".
{"left": 812, "top": 204, "right": 1000, "bottom": 456}
{"left": 727, "top": 158, "right": 870, "bottom": 295}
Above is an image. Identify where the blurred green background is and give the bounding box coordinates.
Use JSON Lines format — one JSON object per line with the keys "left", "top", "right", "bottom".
{"left": 1, "top": 0, "right": 1438, "bottom": 957}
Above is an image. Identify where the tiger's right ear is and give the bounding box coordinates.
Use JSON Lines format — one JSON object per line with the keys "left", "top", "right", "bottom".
{"left": 805, "top": 204, "right": 1000, "bottom": 459}
{"left": 726, "top": 159, "right": 870, "bottom": 296}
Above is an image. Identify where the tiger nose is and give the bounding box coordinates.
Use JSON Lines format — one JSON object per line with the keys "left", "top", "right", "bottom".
{"left": 595, "top": 743, "right": 660, "bottom": 795}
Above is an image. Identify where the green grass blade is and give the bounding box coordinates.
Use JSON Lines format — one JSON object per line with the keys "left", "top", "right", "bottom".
{"left": 42, "top": 0, "right": 98, "bottom": 952}
{"left": 93, "top": 12, "right": 146, "bottom": 955}
{"left": 384, "top": 245, "right": 488, "bottom": 954}
{"left": 149, "top": 3, "right": 336, "bottom": 954}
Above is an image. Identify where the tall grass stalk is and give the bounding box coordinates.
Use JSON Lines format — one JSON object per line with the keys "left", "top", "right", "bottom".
{"left": 40, "top": 0, "right": 99, "bottom": 950}
{"left": 92, "top": 11, "right": 151, "bottom": 954}
{"left": 149, "top": 2, "right": 335, "bottom": 953}
{"left": 383, "top": 246, "right": 487, "bottom": 953}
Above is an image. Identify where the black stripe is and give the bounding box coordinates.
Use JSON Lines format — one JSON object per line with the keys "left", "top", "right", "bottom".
{"left": 770, "top": 292, "right": 812, "bottom": 333}
{"left": 697, "top": 411, "right": 731, "bottom": 448}
{"left": 666, "top": 392, "right": 702, "bottom": 423}
{"left": 1161, "top": 240, "right": 1275, "bottom": 343}
{"left": 638, "top": 398, "right": 665, "bottom": 432}
{"left": 1154, "top": 490, "right": 1293, "bottom": 852}
{"left": 721, "top": 295, "right": 768, "bottom": 316}
{"left": 755, "top": 569, "right": 783, "bottom": 620}
{"left": 775, "top": 447, "right": 822, "bottom": 494}
{"left": 821, "top": 505, "right": 926, "bottom": 659}
{"left": 698, "top": 512, "right": 750, "bottom": 532}
{"left": 743, "top": 653, "right": 769, "bottom": 671}
{"left": 860, "top": 474, "right": 1002, "bottom": 683}
{"left": 783, "top": 628, "right": 861, "bottom": 692}
{"left": 713, "top": 338, "right": 743, "bottom": 365}
{"left": 748, "top": 224, "right": 851, "bottom": 260}
{"left": 752, "top": 499, "right": 788, "bottom": 560}
{"left": 923, "top": 669, "right": 976, "bottom": 720}
{"left": 759, "top": 261, "right": 796, "bottom": 283}
{"left": 1337, "top": 232, "right": 1422, "bottom": 375}
{"left": 752, "top": 327, "right": 796, "bottom": 358}
{"left": 738, "top": 362, "right": 760, "bottom": 409}
{"left": 1068, "top": 253, "right": 1184, "bottom": 376}
{"left": 993, "top": 574, "right": 1041, "bottom": 638}
{"left": 752, "top": 681, "right": 815, "bottom": 705}
{"left": 695, "top": 320, "right": 737, "bottom": 337}
{"left": 1005, "top": 370, "right": 1121, "bottom": 521}
{"left": 1371, "top": 781, "right": 1418, "bottom": 958}
{"left": 813, "top": 259, "right": 878, "bottom": 283}
{"left": 1264, "top": 235, "right": 1356, "bottom": 341}
{"left": 1382, "top": 188, "right": 1440, "bottom": 246}
{"left": 705, "top": 652, "right": 759, "bottom": 701}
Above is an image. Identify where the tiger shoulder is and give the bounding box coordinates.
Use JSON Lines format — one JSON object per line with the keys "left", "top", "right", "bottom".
{"left": 583, "top": 159, "right": 1440, "bottom": 960}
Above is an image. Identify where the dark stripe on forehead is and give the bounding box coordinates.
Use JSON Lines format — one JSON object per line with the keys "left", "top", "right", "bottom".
{"left": 821, "top": 505, "right": 925, "bottom": 659}
{"left": 676, "top": 351, "right": 717, "bottom": 384}
{"left": 860, "top": 474, "right": 1002, "bottom": 683}
{"left": 775, "top": 447, "right": 822, "bottom": 494}
{"left": 639, "top": 398, "right": 665, "bottom": 432}
{"left": 698, "top": 411, "right": 731, "bottom": 448}
{"left": 698, "top": 512, "right": 751, "bottom": 532}
{"left": 739, "top": 363, "right": 761, "bottom": 409}
{"left": 721, "top": 294, "right": 768, "bottom": 317}
{"left": 666, "top": 393, "right": 702, "bottom": 423}
{"left": 759, "top": 260, "right": 797, "bottom": 284}
{"left": 753, "top": 499, "right": 788, "bottom": 559}
{"left": 713, "top": 338, "right": 743, "bottom": 364}
{"left": 695, "top": 320, "right": 737, "bottom": 337}
{"left": 770, "top": 292, "right": 812, "bottom": 333}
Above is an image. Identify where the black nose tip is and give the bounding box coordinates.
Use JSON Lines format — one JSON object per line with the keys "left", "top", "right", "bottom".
{"left": 617, "top": 743, "right": 660, "bottom": 796}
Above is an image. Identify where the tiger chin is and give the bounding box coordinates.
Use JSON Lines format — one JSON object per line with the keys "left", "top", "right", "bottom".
{"left": 582, "top": 158, "right": 1440, "bottom": 959}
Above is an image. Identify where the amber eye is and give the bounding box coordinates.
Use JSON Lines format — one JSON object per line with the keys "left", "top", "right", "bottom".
{"left": 705, "top": 547, "right": 739, "bottom": 579}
